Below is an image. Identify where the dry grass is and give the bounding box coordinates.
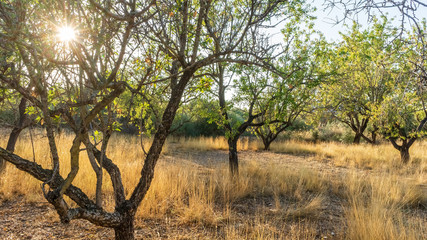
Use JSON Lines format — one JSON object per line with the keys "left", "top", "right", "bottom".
{"left": 168, "top": 136, "right": 261, "bottom": 151}
{"left": 0, "top": 129, "right": 426, "bottom": 239}
{"left": 270, "top": 139, "right": 427, "bottom": 171}
{"left": 168, "top": 136, "right": 427, "bottom": 173}
{"left": 285, "top": 194, "right": 326, "bottom": 219}
{"left": 343, "top": 173, "right": 426, "bottom": 240}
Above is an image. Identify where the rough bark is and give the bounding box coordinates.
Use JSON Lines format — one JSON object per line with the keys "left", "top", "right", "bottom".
{"left": 114, "top": 210, "right": 135, "bottom": 240}
{"left": 85, "top": 139, "right": 104, "bottom": 208}
{"left": 353, "top": 132, "right": 362, "bottom": 144}
{"left": 257, "top": 123, "right": 291, "bottom": 151}
{"left": 262, "top": 131, "right": 277, "bottom": 150}
{"left": 228, "top": 138, "right": 239, "bottom": 176}
{"left": 344, "top": 113, "right": 375, "bottom": 144}
{"left": 263, "top": 139, "right": 272, "bottom": 151}
{"left": 371, "top": 130, "right": 377, "bottom": 144}
{"left": 256, "top": 127, "right": 273, "bottom": 151}
{"left": 90, "top": 144, "right": 126, "bottom": 206}
{"left": 400, "top": 147, "right": 410, "bottom": 164}
{"left": 5, "top": 128, "right": 22, "bottom": 153}
{"left": 390, "top": 139, "right": 413, "bottom": 164}
{"left": 0, "top": 147, "right": 96, "bottom": 209}
{"left": 0, "top": 147, "right": 125, "bottom": 227}
{"left": 389, "top": 116, "right": 427, "bottom": 163}
{"left": 129, "top": 70, "right": 194, "bottom": 211}
{"left": 1, "top": 97, "right": 32, "bottom": 172}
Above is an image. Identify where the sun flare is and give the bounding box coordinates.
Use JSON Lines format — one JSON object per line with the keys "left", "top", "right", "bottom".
{"left": 57, "top": 26, "right": 76, "bottom": 42}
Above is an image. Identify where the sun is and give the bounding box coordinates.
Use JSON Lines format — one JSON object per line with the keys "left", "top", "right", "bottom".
{"left": 57, "top": 26, "right": 76, "bottom": 42}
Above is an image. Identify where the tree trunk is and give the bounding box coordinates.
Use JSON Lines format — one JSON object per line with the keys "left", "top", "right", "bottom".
{"left": 114, "top": 216, "right": 134, "bottom": 240}
{"left": 400, "top": 147, "right": 410, "bottom": 164}
{"left": 1, "top": 127, "right": 23, "bottom": 172}
{"left": 262, "top": 132, "right": 273, "bottom": 151}
{"left": 389, "top": 138, "right": 412, "bottom": 164}
{"left": 371, "top": 131, "right": 377, "bottom": 145}
{"left": 371, "top": 125, "right": 378, "bottom": 145}
{"left": 228, "top": 138, "right": 239, "bottom": 176}
{"left": 1, "top": 97, "right": 30, "bottom": 172}
{"left": 353, "top": 132, "right": 362, "bottom": 144}
{"left": 6, "top": 127, "right": 24, "bottom": 152}
{"left": 263, "top": 140, "right": 271, "bottom": 151}
{"left": 6, "top": 97, "right": 29, "bottom": 152}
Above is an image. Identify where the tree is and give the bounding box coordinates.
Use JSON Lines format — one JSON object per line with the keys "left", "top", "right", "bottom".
{"left": 317, "top": 17, "right": 399, "bottom": 144}
{"left": 253, "top": 22, "right": 323, "bottom": 150}
{"left": 202, "top": 0, "right": 313, "bottom": 175}
{"left": 0, "top": 13, "right": 36, "bottom": 171}
{"left": 325, "top": 0, "right": 427, "bottom": 160}
{"left": 0, "top": 0, "right": 292, "bottom": 239}
{"left": 324, "top": 0, "right": 426, "bottom": 27}
{"left": 213, "top": 65, "right": 276, "bottom": 175}
{"left": 1, "top": 1, "right": 150, "bottom": 239}
{"left": 371, "top": 23, "right": 427, "bottom": 163}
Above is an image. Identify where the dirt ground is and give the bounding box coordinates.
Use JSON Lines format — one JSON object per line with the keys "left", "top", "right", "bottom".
{"left": 0, "top": 149, "right": 425, "bottom": 239}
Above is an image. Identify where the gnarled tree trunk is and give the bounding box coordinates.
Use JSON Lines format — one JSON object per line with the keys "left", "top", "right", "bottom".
{"left": 400, "top": 146, "right": 410, "bottom": 164}
{"left": 390, "top": 138, "right": 414, "bottom": 164}
{"left": 228, "top": 137, "right": 239, "bottom": 176}
{"left": 6, "top": 97, "right": 31, "bottom": 152}
{"left": 353, "top": 132, "right": 362, "bottom": 144}
{"left": 1, "top": 97, "right": 32, "bottom": 172}
{"left": 114, "top": 209, "right": 135, "bottom": 240}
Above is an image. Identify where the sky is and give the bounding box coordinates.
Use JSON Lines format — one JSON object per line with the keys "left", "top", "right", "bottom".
{"left": 313, "top": 1, "right": 427, "bottom": 41}
{"left": 268, "top": 0, "right": 427, "bottom": 44}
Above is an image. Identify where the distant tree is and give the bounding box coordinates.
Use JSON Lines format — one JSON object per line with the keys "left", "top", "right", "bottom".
{"left": 317, "top": 17, "right": 400, "bottom": 144}
{"left": 170, "top": 98, "right": 225, "bottom": 137}
{"left": 325, "top": 0, "right": 427, "bottom": 160}
{"left": 201, "top": 64, "right": 275, "bottom": 175}
{"left": 371, "top": 23, "right": 427, "bottom": 163}
{"left": 219, "top": 66, "right": 276, "bottom": 175}
{"left": 253, "top": 22, "right": 323, "bottom": 150}
{"left": 199, "top": 0, "right": 313, "bottom": 176}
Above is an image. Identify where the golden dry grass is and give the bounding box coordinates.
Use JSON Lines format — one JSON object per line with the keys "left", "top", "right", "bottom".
{"left": 0, "top": 130, "right": 426, "bottom": 239}
{"left": 343, "top": 173, "right": 426, "bottom": 240}
{"left": 270, "top": 139, "right": 427, "bottom": 171}
{"left": 168, "top": 136, "right": 261, "bottom": 151}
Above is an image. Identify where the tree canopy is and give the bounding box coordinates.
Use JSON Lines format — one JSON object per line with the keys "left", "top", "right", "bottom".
{"left": 0, "top": 1, "right": 426, "bottom": 239}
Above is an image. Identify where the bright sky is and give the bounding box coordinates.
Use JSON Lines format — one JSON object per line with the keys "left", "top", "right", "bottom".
{"left": 312, "top": 1, "right": 427, "bottom": 41}
{"left": 268, "top": 1, "right": 427, "bottom": 44}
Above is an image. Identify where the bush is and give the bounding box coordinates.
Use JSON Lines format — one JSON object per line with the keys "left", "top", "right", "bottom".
{"left": 0, "top": 109, "right": 16, "bottom": 126}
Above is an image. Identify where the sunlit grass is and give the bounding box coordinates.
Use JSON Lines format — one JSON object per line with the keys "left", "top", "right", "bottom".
{"left": 168, "top": 136, "right": 261, "bottom": 151}
{"left": 169, "top": 135, "right": 427, "bottom": 173}
{"left": 0, "top": 129, "right": 425, "bottom": 239}
{"left": 270, "top": 139, "right": 427, "bottom": 171}
{"left": 343, "top": 173, "right": 426, "bottom": 240}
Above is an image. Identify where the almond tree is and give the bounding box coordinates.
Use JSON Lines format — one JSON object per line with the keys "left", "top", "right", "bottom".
{"left": 253, "top": 22, "right": 323, "bottom": 150}
{"left": 0, "top": 11, "right": 35, "bottom": 168}
{"left": 202, "top": 1, "right": 313, "bottom": 175}
{"left": 372, "top": 23, "right": 427, "bottom": 163}
{"left": 317, "top": 18, "right": 400, "bottom": 144}
{"left": 214, "top": 65, "right": 277, "bottom": 175}
{"left": 0, "top": 0, "right": 293, "bottom": 239}
{"left": 326, "top": 0, "right": 427, "bottom": 159}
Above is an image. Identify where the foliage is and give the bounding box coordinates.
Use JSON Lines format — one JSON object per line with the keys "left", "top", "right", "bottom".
{"left": 0, "top": 0, "right": 298, "bottom": 239}
{"left": 370, "top": 21, "right": 427, "bottom": 151}
{"left": 252, "top": 18, "right": 324, "bottom": 149}
{"left": 315, "top": 17, "right": 402, "bottom": 144}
